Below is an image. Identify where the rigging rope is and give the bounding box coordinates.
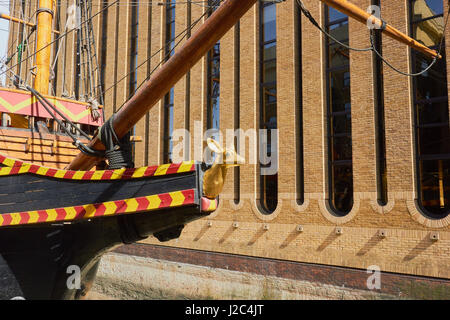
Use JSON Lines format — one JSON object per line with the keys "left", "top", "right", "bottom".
{"left": 0, "top": 0, "right": 119, "bottom": 79}
{"left": 295, "top": 0, "right": 450, "bottom": 77}
{"left": 100, "top": 0, "right": 223, "bottom": 102}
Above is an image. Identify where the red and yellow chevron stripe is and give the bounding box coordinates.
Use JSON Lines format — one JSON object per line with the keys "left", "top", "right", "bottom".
{"left": 0, "top": 88, "right": 103, "bottom": 126}
{"left": 0, "top": 154, "right": 195, "bottom": 180}
{"left": 0, "top": 189, "right": 196, "bottom": 228}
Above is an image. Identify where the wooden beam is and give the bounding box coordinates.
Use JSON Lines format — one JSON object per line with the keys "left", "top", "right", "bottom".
{"left": 66, "top": 0, "right": 259, "bottom": 170}
{"left": 320, "top": 0, "right": 441, "bottom": 59}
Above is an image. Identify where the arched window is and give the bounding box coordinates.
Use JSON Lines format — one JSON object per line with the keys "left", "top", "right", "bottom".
{"left": 259, "top": 1, "right": 278, "bottom": 213}
{"left": 163, "top": 0, "right": 176, "bottom": 163}
{"left": 410, "top": 0, "right": 450, "bottom": 218}
{"left": 325, "top": 5, "right": 354, "bottom": 215}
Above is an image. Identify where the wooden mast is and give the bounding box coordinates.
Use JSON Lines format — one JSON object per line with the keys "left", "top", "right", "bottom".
{"left": 66, "top": 0, "right": 441, "bottom": 171}
{"left": 34, "top": 0, "right": 54, "bottom": 95}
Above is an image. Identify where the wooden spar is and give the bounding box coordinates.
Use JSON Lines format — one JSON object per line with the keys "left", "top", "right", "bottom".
{"left": 34, "top": 0, "right": 54, "bottom": 95}
{"left": 0, "top": 12, "right": 60, "bottom": 34}
{"left": 1, "top": 12, "right": 35, "bottom": 29}
{"left": 320, "top": 0, "right": 441, "bottom": 59}
{"left": 66, "top": 0, "right": 259, "bottom": 170}
{"left": 66, "top": 0, "right": 441, "bottom": 171}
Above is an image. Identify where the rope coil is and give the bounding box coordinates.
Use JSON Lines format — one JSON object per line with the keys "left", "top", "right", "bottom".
{"left": 99, "top": 115, "right": 134, "bottom": 169}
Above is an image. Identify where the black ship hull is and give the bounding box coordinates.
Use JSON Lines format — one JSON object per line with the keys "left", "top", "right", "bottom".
{"left": 0, "top": 155, "right": 216, "bottom": 299}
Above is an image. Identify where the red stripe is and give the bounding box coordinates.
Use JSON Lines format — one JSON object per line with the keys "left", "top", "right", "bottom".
{"left": 181, "top": 189, "right": 195, "bottom": 205}
{"left": 55, "top": 208, "right": 67, "bottom": 221}
{"left": 13, "top": 161, "right": 23, "bottom": 167}
{"left": 37, "top": 210, "right": 48, "bottom": 223}
{"left": 82, "top": 171, "right": 94, "bottom": 180}
{"left": 29, "top": 165, "right": 40, "bottom": 174}
{"left": 93, "top": 203, "right": 106, "bottom": 217}
{"left": 144, "top": 166, "right": 157, "bottom": 176}
{"left": 63, "top": 170, "right": 76, "bottom": 179}
{"left": 74, "top": 206, "right": 86, "bottom": 219}
{"left": 166, "top": 163, "right": 182, "bottom": 175}
{"left": 0, "top": 155, "right": 6, "bottom": 163}
{"left": 101, "top": 170, "right": 113, "bottom": 180}
{"left": 114, "top": 200, "right": 128, "bottom": 213}
{"left": 121, "top": 168, "right": 136, "bottom": 179}
{"left": 136, "top": 197, "right": 150, "bottom": 211}
{"left": 19, "top": 212, "right": 30, "bottom": 225}
{"left": 2, "top": 214, "right": 12, "bottom": 226}
{"left": 46, "top": 168, "right": 57, "bottom": 177}
{"left": 9, "top": 165, "right": 21, "bottom": 175}
{"left": 158, "top": 193, "right": 173, "bottom": 208}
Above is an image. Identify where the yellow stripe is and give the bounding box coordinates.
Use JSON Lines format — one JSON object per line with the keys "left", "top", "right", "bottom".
{"left": 104, "top": 202, "right": 117, "bottom": 216}
{"left": 169, "top": 191, "right": 185, "bottom": 207}
{"left": 132, "top": 167, "right": 147, "bottom": 178}
{"left": 2, "top": 158, "right": 16, "bottom": 167}
{"left": 72, "top": 171, "right": 85, "bottom": 180}
{"left": 110, "top": 168, "right": 126, "bottom": 179}
{"left": 83, "top": 204, "right": 97, "bottom": 218}
{"left": 28, "top": 211, "right": 39, "bottom": 224}
{"left": 178, "top": 161, "right": 195, "bottom": 173}
{"left": 208, "top": 200, "right": 217, "bottom": 211}
{"left": 10, "top": 213, "right": 21, "bottom": 225}
{"left": 146, "top": 195, "right": 162, "bottom": 210}
{"left": 91, "top": 170, "right": 105, "bottom": 180}
{"left": 0, "top": 215, "right": 3, "bottom": 226}
{"left": 0, "top": 167, "right": 12, "bottom": 176}
{"left": 154, "top": 164, "right": 170, "bottom": 176}
{"left": 64, "top": 207, "right": 77, "bottom": 220}
{"left": 46, "top": 209, "right": 58, "bottom": 222}
{"left": 18, "top": 164, "right": 31, "bottom": 174}
{"left": 124, "top": 198, "right": 139, "bottom": 212}
{"left": 36, "top": 167, "right": 49, "bottom": 176}
{"left": 54, "top": 170, "right": 67, "bottom": 179}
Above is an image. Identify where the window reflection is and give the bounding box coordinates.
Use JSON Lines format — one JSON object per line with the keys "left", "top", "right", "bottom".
{"left": 164, "top": 1, "right": 176, "bottom": 163}
{"left": 326, "top": 6, "right": 353, "bottom": 215}
{"left": 260, "top": 2, "right": 278, "bottom": 213}
{"left": 207, "top": 1, "right": 220, "bottom": 134}
{"left": 411, "top": 0, "right": 449, "bottom": 218}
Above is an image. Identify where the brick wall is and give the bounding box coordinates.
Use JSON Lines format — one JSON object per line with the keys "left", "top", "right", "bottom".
{"left": 17, "top": 0, "right": 449, "bottom": 281}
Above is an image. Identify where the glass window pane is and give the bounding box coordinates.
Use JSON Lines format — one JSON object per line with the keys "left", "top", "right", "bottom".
{"left": 411, "top": 17, "right": 444, "bottom": 47}
{"left": 417, "top": 100, "right": 449, "bottom": 125}
{"left": 263, "top": 60, "right": 276, "bottom": 83}
{"left": 329, "top": 70, "right": 351, "bottom": 112}
{"left": 332, "top": 114, "right": 352, "bottom": 135}
{"left": 331, "top": 164, "right": 354, "bottom": 214}
{"left": 328, "top": 21, "right": 349, "bottom": 43}
{"left": 417, "top": 125, "right": 450, "bottom": 155}
{"left": 328, "top": 42, "right": 349, "bottom": 68}
{"left": 263, "top": 174, "right": 278, "bottom": 212}
{"left": 328, "top": 6, "right": 347, "bottom": 23}
{"left": 412, "top": 0, "right": 443, "bottom": 22}
{"left": 263, "top": 42, "right": 276, "bottom": 61}
{"left": 263, "top": 4, "right": 276, "bottom": 42}
{"left": 332, "top": 136, "right": 352, "bottom": 161}
{"left": 413, "top": 49, "right": 447, "bottom": 101}
{"left": 419, "top": 159, "right": 450, "bottom": 216}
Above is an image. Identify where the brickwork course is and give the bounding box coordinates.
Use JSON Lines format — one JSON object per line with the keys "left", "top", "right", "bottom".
{"left": 7, "top": 0, "right": 450, "bottom": 297}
